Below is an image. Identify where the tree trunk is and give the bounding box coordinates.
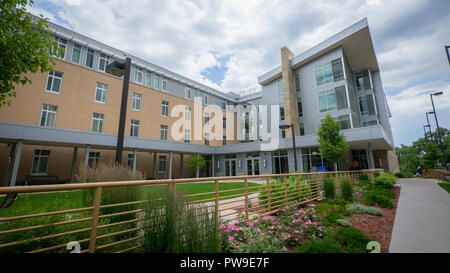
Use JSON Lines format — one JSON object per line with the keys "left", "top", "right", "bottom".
{"left": 334, "top": 162, "right": 338, "bottom": 171}
{"left": 196, "top": 166, "right": 199, "bottom": 178}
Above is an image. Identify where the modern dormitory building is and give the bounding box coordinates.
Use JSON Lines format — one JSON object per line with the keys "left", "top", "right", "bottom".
{"left": 0, "top": 17, "right": 399, "bottom": 186}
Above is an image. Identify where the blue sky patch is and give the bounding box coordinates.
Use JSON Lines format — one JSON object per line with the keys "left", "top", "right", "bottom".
{"left": 200, "top": 53, "right": 232, "bottom": 86}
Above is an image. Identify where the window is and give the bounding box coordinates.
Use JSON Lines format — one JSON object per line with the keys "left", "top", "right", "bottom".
{"left": 299, "top": 123, "right": 305, "bottom": 136}
{"left": 204, "top": 112, "right": 210, "bottom": 125}
{"left": 145, "top": 71, "right": 151, "bottom": 87}
{"left": 222, "top": 102, "right": 226, "bottom": 110}
{"left": 154, "top": 75, "right": 160, "bottom": 90}
{"left": 223, "top": 117, "right": 226, "bottom": 129}
{"left": 91, "top": 113, "right": 104, "bottom": 133}
{"left": 331, "top": 58, "right": 344, "bottom": 81}
{"left": 297, "top": 97, "right": 303, "bottom": 117}
{"left": 204, "top": 132, "right": 210, "bottom": 145}
{"left": 203, "top": 95, "right": 208, "bottom": 105}
{"left": 88, "top": 152, "right": 100, "bottom": 168}
{"left": 98, "top": 53, "right": 109, "bottom": 72}
{"left": 127, "top": 154, "right": 134, "bottom": 168}
{"left": 40, "top": 104, "right": 57, "bottom": 127}
{"left": 132, "top": 93, "right": 142, "bottom": 111}
{"left": 158, "top": 156, "right": 166, "bottom": 173}
{"left": 194, "top": 89, "right": 200, "bottom": 99}
{"left": 95, "top": 83, "right": 107, "bottom": 103}
{"left": 161, "top": 101, "right": 169, "bottom": 117}
{"left": 185, "top": 88, "right": 192, "bottom": 100}
{"left": 162, "top": 78, "right": 168, "bottom": 92}
{"left": 222, "top": 136, "right": 226, "bottom": 145}
{"left": 359, "top": 94, "right": 376, "bottom": 116}
{"left": 337, "top": 114, "right": 351, "bottom": 129}
{"left": 52, "top": 36, "right": 67, "bottom": 59}
{"left": 130, "top": 120, "right": 140, "bottom": 137}
{"left": 185, "top": 107, "right": 191, "bottom": 121}
{"left": 134, "top": 67, "right": 143, "bottom": 83}
{"left": 46, "top": 71, "right": 63, "bottom": 94}
{"left": 281, "top": 129, "right": 286, "bottom": 139}
{"left": 295, "top": 72, "right": 300, "bottom": 92}
{"left": 160, "top": 125, "right": 168, "bottom": 140}
{"left": 85, "top": 49, "right": 94, "bottom": 68}
{"left": 318, "top": 86, "right": 348, "bottom": 112}
{"left": 184, "top": 129, "right": 191, "bottom": 143}
{"left": 280, "top": 102, "right": 285, "bottom": 121}
{"left": 315, "top": 62, "right": 333, "bottom": 85}
{"left": 278, "top": 78, "right": 283, "bottom": 98}
{"left": 31, "top": 150, "right": 50, "bottom": 175}
{"left": 71, "top": 44, "right": 81, "bottom": 64}
{"left": 355, "top": 70, "right": 371, "bottom": 91}
{"left": 363, "top": 120, "right": 378, "bottom": 127}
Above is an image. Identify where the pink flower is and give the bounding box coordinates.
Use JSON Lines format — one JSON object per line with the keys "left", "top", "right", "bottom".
{"left": 295, "top": 238, "right": 299, "bottom": 242}
{"left": 228, "top": 235, "right": 235, "bottom": 242}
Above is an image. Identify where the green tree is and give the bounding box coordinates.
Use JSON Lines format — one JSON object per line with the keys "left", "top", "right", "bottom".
{"left": 317, "top": 113, "right": 349, "bottom": 171}
{"left": 187, "top": 155, "right": 206, "bottom": 178}
{"left": 1, "top": 0, "right": 58, "bottom": 107}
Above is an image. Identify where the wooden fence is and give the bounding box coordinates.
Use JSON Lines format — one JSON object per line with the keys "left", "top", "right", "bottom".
{"left": 0, "top": 169, "right": 382, "bottom": 253}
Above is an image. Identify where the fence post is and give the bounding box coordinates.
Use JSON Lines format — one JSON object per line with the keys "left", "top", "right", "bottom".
{"left": 307, "top": 174, "right": 312, "bottom": 200}
{"left": 297, "top": 175, "right": 301, "bottom": 201}
{"left": 266, "top": 176, "right": 271, "bottom": 214}
{"left": 88, "top": 186, "right": 102, "bottom": 253}
{"left": 244, "top": 178, "right": 249, "bottom": 220}
{"left": 214, "top": 179, "right": 219, "bottom": 225}
{"left": 283, "top": 176, "right": 287, "bottom": 207}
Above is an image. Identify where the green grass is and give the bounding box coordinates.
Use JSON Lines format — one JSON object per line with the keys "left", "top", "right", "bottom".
{"left": 438, "top": 182, "right": 450, "bottom": 194}
{"left": 0, "top": 182, "right": 259, "bottom": 217}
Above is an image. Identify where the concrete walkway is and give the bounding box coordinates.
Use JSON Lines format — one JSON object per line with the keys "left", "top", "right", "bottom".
{"left": 389, "top": 178, "right": 450, "bottom": 253}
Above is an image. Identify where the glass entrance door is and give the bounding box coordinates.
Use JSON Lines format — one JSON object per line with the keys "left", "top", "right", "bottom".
{"left": 225, "top": 159, "right": 236, "bottom": 176}
{"left": 247, "top": 158, "right": 260, "bottom": 175}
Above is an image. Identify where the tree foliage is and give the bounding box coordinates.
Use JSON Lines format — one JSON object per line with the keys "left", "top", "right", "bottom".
{"left": 0, "top": 0, "right": 57, "bottom": 107}
{"left": 317, "top": 113, "right": 349, "bottom": 169}
{"left": 187, "top": 155, "right": 206, "bottom": 178}
{"left": 396, "top": 127, "right": 449, "bottom": 173}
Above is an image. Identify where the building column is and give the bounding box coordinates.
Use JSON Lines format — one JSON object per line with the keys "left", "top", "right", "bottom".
{"left": 152, "top": 152, "right": 157, "bottom": 178}
{"left": 9, "top": 140, "right": 23, "bottom": 187}
{"left": 179, "top": 154, "right": 184, "bottom": 178}
{"left": 70, "top": 147, "right": 78, "bottom": 182}
{"left": 3, "top": 144, "right": 16, "bottom": 187}
{"left": 132, "top": 148, "right": 137, "bottom": 173}
{"left": 211, "top": 154, "right": 215, "bottom": 177}
{"left": 83, "top": 145, "right": 90, "bottom": 183}
{"left": 281, "top": 46, "right": 299, "bottom": 137}
{"left": 367, "top": 142, "right": 375, "bottom": 169}
{"left": 168, "top": 152, "right": 173, "bottom": 179}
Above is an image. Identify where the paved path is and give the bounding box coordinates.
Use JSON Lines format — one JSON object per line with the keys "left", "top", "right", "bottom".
{"left": 389, "top": 178, "right": 450, "bottom": 253}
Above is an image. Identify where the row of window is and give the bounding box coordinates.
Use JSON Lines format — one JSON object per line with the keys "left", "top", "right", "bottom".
{"left": 315, "top": 58, "right": 344, "bottom": 86}
{"left": 31, "top": 149, "right": 168, "bottom": 175}
{"left": 134, "top": 67, "right": 169, "bottom": 92}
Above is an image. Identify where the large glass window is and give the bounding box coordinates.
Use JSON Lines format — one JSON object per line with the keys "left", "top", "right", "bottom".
{"left": 95, "top": 83, "right": 107, "bottom": 103}
{"left": 91, "top": 112, "right": 104, "bottom": 133}
{"left": 315, "top": 62, "right": 333, "bottom": 85}
{"left": 71, "top": 44, "right": 81, "bottom": 64}
{"left": 320, "top": 114, "right": 351, "bottom": 130}
{"left": 359, "top": 94, "right": 376, "bottom": 116}
{"left": 318, "top": 86, "right": 348, "bottom": 112}
{"left": 363, "top": 120, "right": 378, "bottom": 127}
{"left": 85, "top": 49, "right": 94, "bottom": 68}
{"left": 40, "top": 104, "right": 57, "bottom": 127}
{"left": 272, "top": 150, "right": 288, "bottom": 174}
{"left": 134, "top": 67, "right": 143, "bottom": 83}
{"left": 352, "top": 150, "right": 368, "bottom": 169}
{"left": 161, "top": 101, "right": 169, "bottom": 117}
{"left": 130, "top": 120, "right": 140, "bottom": 137}
{"left": 355, "top": 70, "right": 371, "bottom": 91}
{"left": 132, "top": 93, "right": 142, "bottom": 111}
{"left": 31, "top": 150, "right": 50, "bottom": 175}
{"left": 158, "top": 156, "right": 166, "bottom": 173}
{"left": 332, "top": 58, "right": 344, "bottom": 81}
{"left": 98, "top": 53, "right": 109, "bottom": 72}
{"left": 46, "top": 71, "right": 63, "bottom": 94}
{"left": 160, "top": 125, "right": 168, "bottom": 140}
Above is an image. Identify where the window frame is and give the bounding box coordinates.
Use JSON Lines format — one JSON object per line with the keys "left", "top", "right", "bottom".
{"left": 132, "top": 93, "right": 142, "bottom": 111}
{"left": 91, "top": 112, "right": 104, "bottom": 133}
{"left": 45, "top": 71, "right": 63, "bottom": 94}
{"left": 130, "top": 119, "right": 140, "bottom": 137}
{"left": 158, "top": 155, "right": 166, "bottom": 173}
{"left": 98, "top": 53, "right": 109, "bottom": 72}
{"left": 161, "top": 100, "right": 169, "bottom": 117}
{"left": 85, "top": 49, "right": 95, "bottom": 68}
{"left": 31, "top": 149, "right": 50, "bottom": 175}
{"left": 160, "top": 125, "right": 168, "bottom": 140}
{"left": 94, "top": 83, "right": 107, "bottom": 104}
{"left": 71, "top": 44, "right": 81, "bottom": 64}
{"left": 134, "top": 67, "right": 143, "bottom": 84}
{"left": 40, "top": 104, "right": 58, "bottom": 127}
{"left": 184, "top": 129, "right": 191, "bottom": 143}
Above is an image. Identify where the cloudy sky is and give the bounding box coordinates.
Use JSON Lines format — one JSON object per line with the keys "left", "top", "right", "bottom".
{"left": 27, "top": 0, "right": 450, "bottom": 147}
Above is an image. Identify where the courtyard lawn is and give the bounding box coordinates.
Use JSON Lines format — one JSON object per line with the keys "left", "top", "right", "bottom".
{"left": 438, "top": 182, "right": 450, "bottom": 194}
{"left": 0, "top": 182, "right": 259, "bottom": 217}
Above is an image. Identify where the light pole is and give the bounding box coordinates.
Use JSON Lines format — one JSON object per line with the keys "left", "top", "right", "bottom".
{"left": 106, "top": 57, "right": 132, "bottom": 165}
{"left": 429, "top": 91, "right": 447, "bottom": 169}
{"left": 279, "top": 124, "right": 298, "bottom": 172}
{"left": 425, "top": 112, "right": 434, "bottom": 142}
{"left": 445, "top": 46, "right": 450, "bottom": 66}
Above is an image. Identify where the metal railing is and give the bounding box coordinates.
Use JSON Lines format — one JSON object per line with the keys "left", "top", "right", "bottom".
{"left": 0, "top": 169, "right": 383, "bottom": 253}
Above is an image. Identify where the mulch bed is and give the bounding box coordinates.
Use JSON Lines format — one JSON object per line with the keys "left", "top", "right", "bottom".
{"left": 348, "top": 186, "right": 401, "bottom": 253}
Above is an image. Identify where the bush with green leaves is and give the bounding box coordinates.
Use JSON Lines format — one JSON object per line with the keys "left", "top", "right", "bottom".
{"left": 259, "top": 175, "right": 310, "bottom": 209}
{"left": 340, "top": 178, "right": 353, "bottom": 202}
{"left": 359, "top": 173, "right": 369, "bottom": 181}
{"left": 363, "top": 187, "right": 394, "bottom": 208}
{"left": 373, "top": 173, "right": 397, "bottom": 189}
{"left": 294, "top": 227, "right": 373, "bottom": 253}
{"left": 315, "top": 202, "right": 352, "bottom": 226}
{"left": 323, "top": 177, "right": 336, "bottom": 200}
{"left": 336, "top": 218, "right": 352, "bottom": 227}
{"left": 346, "top": 204, "right": 383, "bottom": 216}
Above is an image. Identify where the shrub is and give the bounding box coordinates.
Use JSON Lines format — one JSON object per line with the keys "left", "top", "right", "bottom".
{"left": 359, "top": 173, "right": 369, "bottom": 181}
{"left": 323, "top": 177, "right": 335, "bottom": 200}
{"left": 259, "top": 175, "right": 310, "bottom": 209}
{"left": 373, "top": 173, "right": 397, "bottom": 189}
{"left": 363, "top": 188, "right": 394, "bottom": 208}
{"left": 294, "top": 237, "right": 345, "bottom": 253}
{"left": 336, "top": 218, "right": 352, "bottom": 227}
{"left": 316, "top": 202, "right": 352, "bottom": 226}
{"left": 326, "top": 199, "right": 350, "bottom": 207}
{"left": 374, "top": 172, "right": 380, "bottom": 178}
{"left": 340, "top": 178, "right": 353, "bottom": 202}
{"left": 346, "top": 204, "right": 383, "bottom": 216}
